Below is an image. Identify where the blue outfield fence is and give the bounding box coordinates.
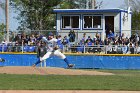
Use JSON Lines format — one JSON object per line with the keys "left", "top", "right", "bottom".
{"left": 0, "top": 53, "right": 140, "bottom": 69}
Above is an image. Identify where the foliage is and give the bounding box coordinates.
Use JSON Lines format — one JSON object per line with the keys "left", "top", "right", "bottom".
{"left": 124, "top": 0, "right": 140, "bottom": 30}
{"left": 9, "top": 0, "right": 103, "bottom": 31}
{"left": 0, "top": 23, "right": 5, "bottom": 42}
{"left": 132, "top": 10, "right": 140, "bottom": 30}
{"left": 0, "top": 0, "right": 5, "bottom": 9}
{"left": 60, "top": 0, "right": 80, "bottom": 9}
{"left": 10, "top": 0, "right": 62, "bottom": 30}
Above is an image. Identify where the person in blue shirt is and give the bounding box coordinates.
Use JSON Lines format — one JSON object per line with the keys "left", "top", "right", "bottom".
{"left": 62, "top": 36, "right": 69, "bottom": 52}
{"left": 68, "top": 29, "right": 76, "bottom": 42}
{"left": 107, "top": 30, "right": 114, "bottom": 39}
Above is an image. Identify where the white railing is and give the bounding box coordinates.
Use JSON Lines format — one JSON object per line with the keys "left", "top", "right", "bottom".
{"left": 0, "top": 44, "right": 140, "bottom": 54}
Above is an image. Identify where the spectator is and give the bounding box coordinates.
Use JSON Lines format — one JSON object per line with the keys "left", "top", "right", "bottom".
{"left": 85, "top": 39, "right": 93, "bottom": 53}
{"left": 135, "top": 43, "right": 140, "bottom": 54}
{"left": 30, "top": 34, "right": 36, "bottom": 45}
{"left": 107, "top": 30, "right": 114, "bottom": 39}
{"left": 68, "top": 29, "right": 76, "bottom": 42}
{"left": 37, "top": 41, "right": 47, "bottom": 67}
{"left": 62, "top": 36, "right": 69, "bottom": 52}
{"left": 77, "top": 40, "right": 85, "bottom": 53}
{"left": 14, "top": 33, "right": 22, "bottom": 45}
{"left": 104, "top": 37, "right": 110, "bottom": 45}
{"left": 62, "top": 36, "right": 69, "bottom": 45}
{"left": 81, "top": 33, "right": 86, "bottom": 43}
{"left": 57, "top": 35, "right": 63, "bottom": 52}
{"left": 122, "top": 43, "right": 128, "bottom": 54}
{"left": 127, "top": 42, "right": 135, "bottom": 54}
{"left": 25, "top": 35, "right": 31, "bottom": 45}
{"left": 86, "top": 36, "right": 93, "bottom": 43}
{"left": 120, "top": 33, "right": 125, "bottom": 40}
{"left": 106, "top": 43, "right": 113, "bottom": 54}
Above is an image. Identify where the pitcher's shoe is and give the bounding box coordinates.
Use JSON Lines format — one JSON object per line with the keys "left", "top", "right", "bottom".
{"left": 32, "top": 64, "right": 36, "bottom": 67}
{"left": 68, "top": 64, "right": 75, "bottom": 69}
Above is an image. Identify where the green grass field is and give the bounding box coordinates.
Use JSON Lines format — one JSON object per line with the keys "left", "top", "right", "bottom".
{"left": 0, "top": 70, "right": 140, "bottom": 90}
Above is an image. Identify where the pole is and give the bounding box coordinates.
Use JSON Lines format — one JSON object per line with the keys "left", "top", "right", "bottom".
{"left": 91, "top": 0, "right": 96, "bottom": 9}
{"left": 6, "top": 0, "right": 9, "bottom": 42}
{"left": 86, "top": 0, "right": 89, "bottom": 9}
{"left": 94, "top": 0, "right": 96, "bottom": 9}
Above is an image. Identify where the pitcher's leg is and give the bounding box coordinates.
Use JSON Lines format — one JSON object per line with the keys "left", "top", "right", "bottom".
{"left": 54, "top": 50, "right": 74, "bottom": 68}
{"left": 40, "top": 52, "right": 52, "bottom": 61}
{"left": 33, "top": 52, "right": 52, "bottom": 67}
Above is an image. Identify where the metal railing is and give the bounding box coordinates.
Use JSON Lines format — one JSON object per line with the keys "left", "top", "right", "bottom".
{"left": 0, "top": 44, "right": 140, "bottom": 54}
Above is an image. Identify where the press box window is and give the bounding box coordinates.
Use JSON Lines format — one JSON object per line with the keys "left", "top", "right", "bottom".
{"left": 62, "top": 16, "right": 80, "bottom": 29}
{"left": 83, "top": 15, "right": 102, "bottom": 29}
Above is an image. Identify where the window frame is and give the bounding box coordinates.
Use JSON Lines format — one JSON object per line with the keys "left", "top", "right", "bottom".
{"left": 61, "top": 15, "right": 81, "bottom": 30}
{"left": 83, "top": 14, "right": 103, "bottom": 30}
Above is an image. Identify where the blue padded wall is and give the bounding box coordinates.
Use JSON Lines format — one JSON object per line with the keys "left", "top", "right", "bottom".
{"left": 0, "top": 53, "right": 140, "bottom": 69}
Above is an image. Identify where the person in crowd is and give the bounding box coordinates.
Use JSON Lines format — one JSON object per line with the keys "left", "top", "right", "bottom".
{"left": 106, "top": 43, "right": 113, "bottom": 54}
{"left": 68, "top": 29, "right": 76, "bottom": 42}
{"left": 36, "top": 41, "right": 47, "bottom": 67}
{"left": 122, "top": 43, "right": 128, "bottom": 54}
{"left": 77, "top": 40, "right": 85, "bottom": 53}
{"left": 81, "top": 33, "right": 87, "bottom": 42}
{"left": 86, "top": 36, "right": 93, "bottom": 43}
{"left": 62, "top": 36, "right": 69, "bottom": 52}
{"left": 127, "top": 42, "right": 135, "bottom": 54}
{"left": 85, "top": 39, "right": 93, "bottom": 53}
{"left": 107, "top": 30, "right": 115, "bottom": 40}
{"left": 134, "top": 43, "right": 140, "bottom": 54}
{"left": 30, "top": 34, "right": 36, "bottom": 45}
{"left": 56, "top": 35, "right": 63, "bottom": 52}
{"left": 104, "top": 37, "right": 110, "bottom": 45}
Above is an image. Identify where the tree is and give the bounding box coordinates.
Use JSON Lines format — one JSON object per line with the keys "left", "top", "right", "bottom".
{"left": 10, "top": 0, "right": 103, "bottom": 31}
{"left": 10, "top": 0, "right": 62, "bottom": 30}
{"left": 124, "top": 0, "right": 140, "bottom": 30}
{"left": 59, "top": 0, "right": 79, "bottom": 9}
{"left": 0, "top": 23, "right": 5, "bottom": 42}
{"left": 0, "top": 0, "right": 6, "bottom": 42}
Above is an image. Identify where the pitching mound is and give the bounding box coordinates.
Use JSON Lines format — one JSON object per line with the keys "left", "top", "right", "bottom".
{"left": 0, "top": 66, "right": 114, "bottom": 75}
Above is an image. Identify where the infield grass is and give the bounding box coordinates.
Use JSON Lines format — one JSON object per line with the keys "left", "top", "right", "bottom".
{"left": 0, "top": 70, "right": 140, "bottom": 90}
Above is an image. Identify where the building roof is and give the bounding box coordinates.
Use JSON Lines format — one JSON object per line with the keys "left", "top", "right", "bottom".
{"left": 53, "top": 8, "right": 131, "bottom": 13}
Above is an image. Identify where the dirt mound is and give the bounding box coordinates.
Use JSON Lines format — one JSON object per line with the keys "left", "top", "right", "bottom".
{"left": 0, "top": 66, "right": 114, "bottom": 75}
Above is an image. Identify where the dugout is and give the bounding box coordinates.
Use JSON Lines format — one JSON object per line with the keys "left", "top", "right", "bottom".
{"left": 53, "top": 8, "right": 132, "bottom": 41}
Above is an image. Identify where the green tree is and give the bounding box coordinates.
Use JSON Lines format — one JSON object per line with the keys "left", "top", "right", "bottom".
{"left": 132, "top": 10, "right": 140, "bottom": 30}
{"left": 124, "top": 0, "right": 140, "bottom": 30}
{"left": 10, "top": 0, "right": 103, "bottom": 31}
{"left": 10, "top": 0, "right": 62, "bottom": 30}
{"left": 60, "top": 0, "right": 79, "bottom": 9}
{"left": 0, "top": 23, "right": 5, "bottom": 42}
{"left": 0, "top": 1, "right": 5, "bottom": 42}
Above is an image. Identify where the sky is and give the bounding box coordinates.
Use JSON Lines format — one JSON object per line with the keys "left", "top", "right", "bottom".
{"left": 98, "top": 0, "right": 125, "bottom": 9}
{"left": 0, "top": 0, "right": 125, "bottom": 31}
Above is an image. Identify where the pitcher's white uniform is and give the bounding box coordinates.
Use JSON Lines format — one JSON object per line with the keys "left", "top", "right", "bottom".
{"left": 33, "top": 35, "right": 74, "bottom": 68}
{"left": 39, "top": 36, "right": 66, "bottom": 62}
